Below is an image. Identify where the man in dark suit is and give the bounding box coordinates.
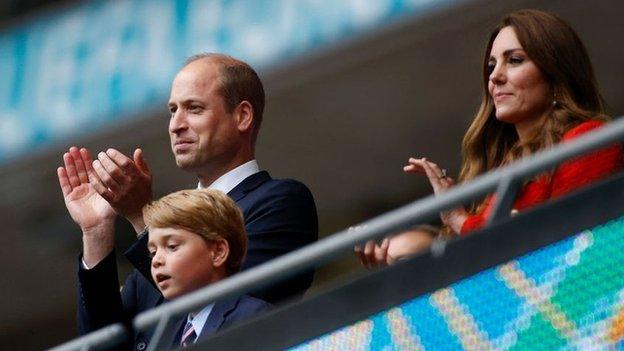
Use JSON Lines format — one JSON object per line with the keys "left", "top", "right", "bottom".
{"left": 58, "top": 53, "right": 317, "bottom": 344}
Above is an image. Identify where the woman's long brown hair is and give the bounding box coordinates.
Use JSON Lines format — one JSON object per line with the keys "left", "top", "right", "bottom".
{"left": 459, "top": 9, "right": 607, "bottom": 214}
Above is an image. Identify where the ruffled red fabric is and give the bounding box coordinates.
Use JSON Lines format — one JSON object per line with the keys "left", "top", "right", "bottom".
{"left": 460, "top": 120, "right": 623, "bottom": 235}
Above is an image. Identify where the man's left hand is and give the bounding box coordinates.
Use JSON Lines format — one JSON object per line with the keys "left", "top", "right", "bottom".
{"left": 90, "top": 148, "right": 153, "bottom": 233}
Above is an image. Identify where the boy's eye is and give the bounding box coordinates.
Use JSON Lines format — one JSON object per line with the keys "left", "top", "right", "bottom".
{"left": 167, "top": 244, "right": 179, "bottom": 251}
{"left": 148, "top": 251, "right": 156, "bottom": 258}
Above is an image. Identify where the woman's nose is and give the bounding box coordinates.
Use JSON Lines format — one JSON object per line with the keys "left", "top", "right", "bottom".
{"left": 489, "top": 63, "right": 506, "bottom": 84}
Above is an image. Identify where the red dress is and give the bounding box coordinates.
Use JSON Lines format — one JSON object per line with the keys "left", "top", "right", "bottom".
{"left": 460, "top": 120, "right": 623, "bottom": 235}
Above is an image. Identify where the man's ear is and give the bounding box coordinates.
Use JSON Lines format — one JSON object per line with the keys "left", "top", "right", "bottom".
{"left": 211, "top": 237, "right": 230, "bottom": 268}
{"left": 234, "top": 101, "right": 254, "bottom": 133}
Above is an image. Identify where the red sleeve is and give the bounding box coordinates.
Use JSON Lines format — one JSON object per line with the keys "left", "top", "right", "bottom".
{"left": 460, "top": 214, "right": 486, "bottom": 235}
{"left": 460, "top": 120, "right": 622, "bottom": 235}
{"left": 551, "top": 120, "right": 623, "bottom": 198}
{"left": 460, "top": 197, "right": 493, "bottom": 235}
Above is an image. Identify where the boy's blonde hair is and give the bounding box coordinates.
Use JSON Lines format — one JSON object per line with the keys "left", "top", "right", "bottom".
{"left": 143, "top": 189, "right": 247, "bottom": 275}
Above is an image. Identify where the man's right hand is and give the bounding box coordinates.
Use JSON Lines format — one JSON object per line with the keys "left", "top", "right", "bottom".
{"left": 89, "top": 148, "right": 153, "bottom": 234}
{"left": 58, "top": 147, "right": 117, "bottom": 267}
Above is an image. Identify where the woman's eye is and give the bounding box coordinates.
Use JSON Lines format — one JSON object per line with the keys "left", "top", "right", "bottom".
{"left": 167, "top": 244, "right": 178, "bottom": 251}
{"left": 486, "top": 62, "right": 496, "bottom": 74}
{"left": 148, "top": 251, "right": 156, "bottom": 258}
{"left": 509, "top": 56, "right": 524, "bottom": 64}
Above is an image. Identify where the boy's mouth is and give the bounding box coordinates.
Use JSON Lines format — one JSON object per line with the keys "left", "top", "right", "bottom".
{"left": 155, "top": 273, "right": 172, "bottom": 285}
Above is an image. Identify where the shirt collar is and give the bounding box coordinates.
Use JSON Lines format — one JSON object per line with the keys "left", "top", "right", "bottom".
{"left": 199, "top": 160, "right": 260, "bottom": 193}
{"left": 187, "top": 303, "right": 215, "bottom": 338}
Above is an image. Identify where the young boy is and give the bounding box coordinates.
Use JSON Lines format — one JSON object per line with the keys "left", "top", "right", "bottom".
{"left": 142, "top": 188, "right": 271, "bottom": 347}
{"left": 60, "top": 147, "right": 269, "bottom": 349}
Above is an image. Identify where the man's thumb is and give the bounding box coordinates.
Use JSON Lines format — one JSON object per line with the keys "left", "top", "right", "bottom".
{"left": 134, "top": 148, "right": 151, "bottom": 175}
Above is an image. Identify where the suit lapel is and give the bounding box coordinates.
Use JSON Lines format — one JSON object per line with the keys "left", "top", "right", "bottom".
{"left": 196, "top": 298, "right": 240, "bottom": 342}
{"left": 227, "top": 171, "right": 271, "bottom": 202}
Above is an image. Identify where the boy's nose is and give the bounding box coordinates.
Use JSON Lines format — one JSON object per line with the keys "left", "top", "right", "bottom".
{"left": 151, "top": 253, "right": 164, "bottom": 268}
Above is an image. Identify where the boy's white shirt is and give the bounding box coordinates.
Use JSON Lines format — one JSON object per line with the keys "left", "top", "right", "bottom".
{"left": 187, "top": 302, "right": 215, "bottom": 340}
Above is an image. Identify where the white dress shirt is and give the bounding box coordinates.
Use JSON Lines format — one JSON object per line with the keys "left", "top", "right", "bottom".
{"left": 199, "top": 159, "right": 260, "bottom": 193}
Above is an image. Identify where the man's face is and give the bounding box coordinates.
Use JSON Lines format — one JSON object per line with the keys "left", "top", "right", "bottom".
{"left": 148, "top": 227, "right": 221, "bottom": 299}
{"left": 168, "top": 60, "right": 240, "bottom": 173}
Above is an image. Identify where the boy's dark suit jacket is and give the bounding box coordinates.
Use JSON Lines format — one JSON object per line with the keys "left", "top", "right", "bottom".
{"left": 77, "top": 172, "right": 317, "bottom": 349}
{"left": 164, "top": 295, "right": 270, "bottom": 347}
{"left": 78, "top": 253, "right": 270, "bottom": 350}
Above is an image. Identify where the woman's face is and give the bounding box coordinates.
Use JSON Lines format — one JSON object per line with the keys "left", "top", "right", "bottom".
{"left": 488, "top": 26, "right": 551, "bottom": 133}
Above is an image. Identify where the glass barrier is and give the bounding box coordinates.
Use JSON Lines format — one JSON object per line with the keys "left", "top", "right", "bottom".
{"left": 291, "top": 216, "right": 624, "bottom": 350}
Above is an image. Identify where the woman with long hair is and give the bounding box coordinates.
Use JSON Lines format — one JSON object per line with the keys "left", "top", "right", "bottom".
{"left": 356, "top": 9, "right": 623, "bottom": 267}
{"left": 405, "top": 9, "right": 623, "bottom": 235}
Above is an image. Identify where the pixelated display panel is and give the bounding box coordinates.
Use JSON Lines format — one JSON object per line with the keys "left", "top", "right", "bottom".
{"left": 291, "top": 216, "right": 624, "bottom": 350}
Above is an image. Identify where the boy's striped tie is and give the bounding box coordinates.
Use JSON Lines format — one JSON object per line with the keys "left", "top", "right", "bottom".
{"left": 180, "top": 320, "right": 196, "bottom": 347}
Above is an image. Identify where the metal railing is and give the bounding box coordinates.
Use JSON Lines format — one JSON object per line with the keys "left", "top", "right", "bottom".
{"left": 200, "top": 171, "right": 624, "bottom": 350}
{"left": 50, "top": 116, "right": 624, "bottom": 351}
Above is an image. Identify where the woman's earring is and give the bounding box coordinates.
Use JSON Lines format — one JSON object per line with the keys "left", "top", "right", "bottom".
{"left": 552, "top": 92, "right": 558, "bottom": 107}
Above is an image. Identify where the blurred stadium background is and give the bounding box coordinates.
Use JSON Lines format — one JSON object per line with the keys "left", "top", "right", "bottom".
{"left": 0, "top": 0, "right": 623, "bottom": 349}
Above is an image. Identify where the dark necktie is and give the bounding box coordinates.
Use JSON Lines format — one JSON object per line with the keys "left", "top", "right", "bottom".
{"left": 180, "top": 320, "right": 196, "bottom": 347}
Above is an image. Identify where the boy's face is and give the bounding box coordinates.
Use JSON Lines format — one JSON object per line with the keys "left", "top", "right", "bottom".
{"left": 148, "top": 227, "right": 222, "bottom": 299}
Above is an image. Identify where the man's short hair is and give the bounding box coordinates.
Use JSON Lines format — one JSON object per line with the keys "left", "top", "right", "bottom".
{"left": 185, "top": 53, "right": 265, "bottom": 143}
{"left": 143, "top": 189, "right": 247, "bottom": 275}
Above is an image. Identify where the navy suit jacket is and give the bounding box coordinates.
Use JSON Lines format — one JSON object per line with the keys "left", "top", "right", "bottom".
{"left": 164, "top": 295, "right": 270, "bottom": 347}
{"left": 78, "top": 253, "right": 269, "bottom": 350}
{"left": 77, "top": 172, "right": 317, "bottom": 349}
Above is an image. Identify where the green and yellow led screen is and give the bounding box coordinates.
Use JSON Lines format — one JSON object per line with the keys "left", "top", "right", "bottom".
{"left": 291, "top": 216, "right": 624, "bottom": 350}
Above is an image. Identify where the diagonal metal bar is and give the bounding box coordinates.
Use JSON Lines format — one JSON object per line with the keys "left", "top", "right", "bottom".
{"left": 48, "top": 324, "right": 128, "bottom": 351}
{"left": 487, "top": 170, "right": 521, "bottom": 226}
{"left": 146, "top": 315, "right": 178, "bottom": 351}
